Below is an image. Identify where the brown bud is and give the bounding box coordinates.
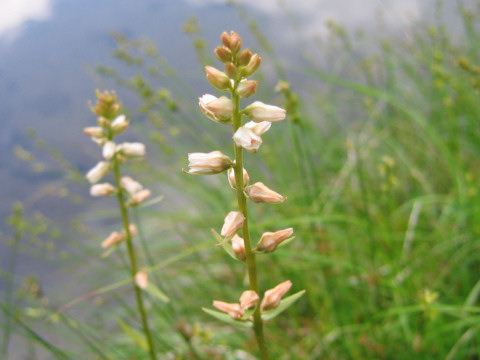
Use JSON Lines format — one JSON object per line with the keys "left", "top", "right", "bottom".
{"left": 261, "top": 280, "right": 292, "bottom": 311}
{"left": 205, "top": 66, "right": 231, "bottom": 90}
{"left": 256, "top": 228, "right": 294, "bottom": 252}
{"left": 231, "top": 234, "right": 246, "bottom": 261}
{"left": 221, "top": 211, "right": 244, "bottom": 238}
{"left": 214, "top": 46, "right": 232, "bottom": 63}
{"left": 237, "top": 49, "right": 252, "bottom": 66}
{"left": 229, "top": 31, "right": 242, "bottom": 53}
{"left": 101, "top": 231, "right": 124, "bottom": 248}
{"left": 239, "top": 290, "right": 259, "bottom": 310}
{"left": 236, "top": 80, "right": 257, "bottom": 98}
{"left": 213, "top": 300, "right": 244, "bottom": 320}
{"left": 225, "top": 62, "right": 239, "bottom": 80}
{"left": 242, "top": 54, "right": 261, "bottom": 77}
{"left": 245, "top": 182, "right": 286, "bottom": 204}
{"left": 221, "top": 31, "right": 231, "bottom": 48}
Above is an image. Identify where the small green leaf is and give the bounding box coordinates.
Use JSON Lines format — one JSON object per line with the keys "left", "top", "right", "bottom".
{"left": 211, "top": 229, "right": 240, "bottom": 261}
{"left": 117, "top": 317, "right": 148, "bottom": 349}
{"left": 144, "top": 282, "right": 170, "bottom": 303}
{"left": 202, "top": 307, "right": 252, "bottom": 328}
{"left": 100, "top": 245, "right": 118, "bottom": 258}
{"left": 261, "top": 290, "right": 306, "bottom": 321}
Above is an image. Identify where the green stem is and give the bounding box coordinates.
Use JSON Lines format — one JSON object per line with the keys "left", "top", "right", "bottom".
{"left": 232, "top": 91, "right": 270, "bottom": 360}
{"left": 112, "top": 157, "right": 157, "bottom": 360}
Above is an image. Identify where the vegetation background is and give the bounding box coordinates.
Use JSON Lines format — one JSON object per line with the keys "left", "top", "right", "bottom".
{"left": 1, "top": 0, "right": 480, "bottom": 359}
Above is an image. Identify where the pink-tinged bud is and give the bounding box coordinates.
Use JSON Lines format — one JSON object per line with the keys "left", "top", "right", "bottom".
{"left": 244, "top": 121, "right": 271, "bottom": 136}
{"left": 130, "top": 189, "right": 151, "bottom": 206}
{"left": 236, "top": 80, "right": 257, "bottom": 98}
{"left": 116, "top": 142, "right": 146, "bottom": 156}
{"left": 198, "top": 94, "right": 233, "bottom": 124}
{"left": 245, "top": 182, "right": 286, "bottom": 204}
{"left": 237, "top": 49, "right": 252, "bottom": 66}
{"left": 135, "top": 269, "right": 148, "bottom": 289}
{"left": 227, "top": 168, "right": 250, "bottom": 189}
{"left": 120, "top": 176, "right": 143, "bottom": 195}
{"left": 90, "top": 182, "right": 116, "bottom": 197}
{"left": 257, "top": 228, "right": 294, "bottom": 252}
{"left": 241, "top": 54, "right": 261, "bottom": 77}
{"left": 86, "top": 161, "right": 110, "bottom": 184}
{"left": 231, "top": 234, "right": 246, "bottom": 261}
{"left": 239, "top": 290, "right": 259, "bottom": 310}
{"left": 101, "top": 231, "right": 124, "bottom": 248}
{"left": 221, "top": 211, "right": 244, "bottom": 238}
{"left": 205, "top": 66, "right": 231, "bottom": 90}
{"left": 97, "top": 116, "right": 110, "bottom": 127}
{"left": 233, "top": 126, "right": 262, "bottom": 153}
{"left": 111, "top": 114, "right": 129, "bottom": 134}
{"left": 261, "top": 280, "right": 292, "bottom": 311}
{"left": 102, "top": 141, "right": 116, "bottom": 160}
{"left": 187, "top": 151, "right": 232, "bottom": 174}
{"left": 244, "top": 101, "right": 286, "bottom": 122}
{"left": 129, "top": 224, "right": 138, "bottom": 237}
{"left": 229, "top": 31, "right": 242, "bottom": 53}
{"left": 214, "top": 46, "right": 232, "bottom": 63}
{"left": 225, "top": 62, "right": 239, "bottom": 79}
{"left": 221, "top": 31, "right": 231, "bottom": 48}
{"left": 213, "top": 300, "right": 244, "bottom": 320}
{"left": 83, "top": 126, "right": 105, "bottom": 138}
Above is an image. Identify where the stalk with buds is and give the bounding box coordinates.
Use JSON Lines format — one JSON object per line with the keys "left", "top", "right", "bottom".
{"left": 185, "top": 32, "right": 305, "bottom": 359}
{"left": 84, "top": 90, "right": 161, "bottom": 360}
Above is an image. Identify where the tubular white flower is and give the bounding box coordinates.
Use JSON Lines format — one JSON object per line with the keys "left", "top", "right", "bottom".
{"left": 120, "top": 176, "right": 143, "bottom": 196}
{"left": 83, "top": 126, "right": 105, "bottom": 138}
{"left": 102, "top": 141, "right": 116, "bottom": 160}
{"left": 111, "top": 114, "right": 129, "bottom": 134}
{"left": 130, "top": 189, "right": 151, "bottom": 206}
{"left": 187, "top": 151, "right": 232, "bottom": 174}
{"left": 116, "top": 142, "right": 146, "bottom": 156}
{"left": 244, "top": 101, "right": 286, "bottom": 122}
{"left": 233, "top": 126, "right": 262, "bottom": 153}
{"left": 86, "top": 161, "right": 110, "bottom": 184}
{"left": 90, "top": 182, "right": 116, "bottom": 196}
{"left": 244, "top": 121, "right": 271, "bottom": 136}
{"left": 199, "top": 94, "right": 233, "bottom": 124}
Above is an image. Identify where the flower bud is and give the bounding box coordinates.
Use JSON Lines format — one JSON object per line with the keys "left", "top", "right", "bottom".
{"left": 261, "top": 280, "right": 292, "bottom": 311}
{"left": 227, "top": 168, "right": 250, "bottom": 189}
{"left": 198, "top": 94, "right": 233, "bottom": 124}
{"left": 221, "top": 31, "right": 231, "bottom": 48}
{"left": 187, "top": 151, "right": 232, "bottom": 174}
{"left": 101, "top": 231, "right": 124, "bottom": 248}
{"left": 241, "top": 54, "right": 261, "bottom": 77}
{"left": 225, "top": 62, "right": 239, "bottom": 79}
{"left": 231, "top": 234, "right": 246, "bottom": 261}
{"left": 221, "top": 211, "right": 244, "bottom": 238}
{"left": 237, "top": 49, "right": 252, "bottom": 66}
{"left": 245, "top": 121, "right": 271, "bottom": 136}
{"left": 90, "top": 182, "right": 116, "bottom": 196}
{"left": 244, "top": 101, "right": 286, "bottom": 122}
{"left": 239, "top": 290, "right": 259, "bottom": 310}
{"left": 214, "top": 46, "right": 232, "bottom": 63}
{"left": 205, "top": 66, "right": 231, "bottom": 90}
{"left": 245, "top": 182, "right": 286, "bottom": 204}
{"left": 97, "top": 116, "right": 110, "bottom": 127}
{"left": 229, "top": 31, "right": 242, "bottom": 53}
{"left": 129, "top": 224, "right": 138, "bottom": 237}
{"left": 129, "top": 189, "right": 151, "bottom": 206}
{"left": 120, "top": 176, "right": 143, "bottom": 195}
{"left": 256, "top": 228, "right": 294, "bottom": 252}
{"left": 233, "top": 126, "right": 262, "bottom": 153}
{"left": 86, "top": 161, "right": 110, "bottom": 184}
{"left": 102, "top": 141, "right": 116, "bottom": 160}
{"left": 116, "top": 142, "right": 146, "bottom": 157}
{"left": 84, "top": 126, "right": 105, "bottom": 138}
{"left": 236, "top": 80, "right": 257, "bottom": 98}
{"left": 213, "top": 300, "right": 244, "bottom": 320}
{"left": 111, "top": 114, "right": 129, "bottom": 134}
{"left": 135, "top": 269, "right": 148, "bottom": 289}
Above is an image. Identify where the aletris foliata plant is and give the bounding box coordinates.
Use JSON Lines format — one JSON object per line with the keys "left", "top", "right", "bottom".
{"left": 84, "top": 91, "right": 168, "bottom": 360}
{"left": 185, "top": 31, "right": 305, "bottom": 359}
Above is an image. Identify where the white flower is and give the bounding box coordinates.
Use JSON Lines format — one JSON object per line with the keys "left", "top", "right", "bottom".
{"left": 120, "top": 176, "right": 143, "bottom": 195}
{"left": 90, "top": 182, "right": 116, "bottom": 196}
{"left": 244, "top": 121, "right": 271, "bottom": 136}
{"left": 233, "top": 126, "right": 262, "bottom": 153}
{"left": 199, "top": 94, "right": 233, "bottom": 124}
{"left": 111, "top": 115, "right": 129, "bottom": 134}
{"left": 102, "top": 141, "right": 116, "bottom": 160}
{"left": 83, "top": 126, "right": 105, "bottom": 138}
{"left": 244, "top": 101, "right": 286, "bottom": 122}
{"left": 187, "top": 151, "right": 232, "bottom": 174}
{"left": 86, "top": 161, "right": 110, "bottom": 184}
{"left": 116, "top": 142, "right": 146, "bottom": 156}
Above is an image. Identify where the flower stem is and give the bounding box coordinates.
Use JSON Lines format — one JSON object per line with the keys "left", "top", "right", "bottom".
{"left": 232, "top": 91, "right": 270, "bottom": 360}
{"left": 112, "top": 157, "right": 157, "bottom": 360}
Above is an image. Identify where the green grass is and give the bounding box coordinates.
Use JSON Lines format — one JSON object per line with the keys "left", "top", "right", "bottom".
{"left": 3, "top": 1, "right": 480, "bottom": 359}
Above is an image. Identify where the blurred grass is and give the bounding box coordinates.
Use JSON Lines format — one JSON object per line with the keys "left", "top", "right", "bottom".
{"left": 3, "top": 1, "right": 480, "bottom": 359}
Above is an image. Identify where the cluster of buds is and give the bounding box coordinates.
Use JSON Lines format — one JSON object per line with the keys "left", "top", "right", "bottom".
{"left": 186, "top": 32, "right": 301, "bottom": 328}
{"left": 85, "top": 90, "right": 151, "bottom": 247}
{"left": 213, "top": 281, "right": 293, "bottom": 320}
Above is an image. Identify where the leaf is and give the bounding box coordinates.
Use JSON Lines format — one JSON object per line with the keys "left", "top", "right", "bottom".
{"left": 117, "top": 317, "right": 148, "bottom": 350}
{"left": 261, "top": 290, "right": 306, "bottom": 321}
{"left": 211, "top": 229, "right": 240, "bottom": 261}
{"left": 100, "top": 245, "right": 118, "bottom": 258}
{"left": 144, "top": 282, "right": 170, "bottom": 303}
{"left": 202, "top": 307, "right": 252, "bottom": 328}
